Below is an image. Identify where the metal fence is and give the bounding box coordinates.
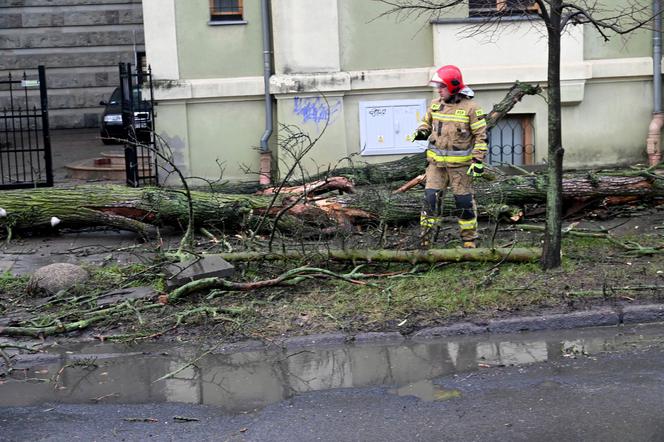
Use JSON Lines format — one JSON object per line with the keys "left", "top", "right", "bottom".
{"left": 487, "top": 115, "right": 535, "bottom": 166}
{"left": 0, "top": 66, "right": 53, "bottom": 189}
{"left": 119, "top": 63, "right": 158, "bottom": 187}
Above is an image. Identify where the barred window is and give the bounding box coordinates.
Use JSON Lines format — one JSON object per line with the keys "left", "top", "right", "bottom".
{"left": 210, "top": 0, "right": 243, "bottom": 22}
{"left": 469, "top": 0, "right": 539, "bottom": 17}
{"left": 487, "top": 115, "right": 535, "bottom": 166}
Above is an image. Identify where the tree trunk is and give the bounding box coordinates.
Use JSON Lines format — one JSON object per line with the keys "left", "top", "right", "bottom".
{"left": 0, "top": 186, "right": 273, "bottom": 235}
{"left": 343, "top": 174, "right": 662, "bottom": 224}
{"left": 213, "top": 247, "right": 543, "bottom": 264}
{"left": 542, "top": 2, "right": 565, "bottom": 269}
{"left": 0, "top": 171, "right": 660, "bottom": 234}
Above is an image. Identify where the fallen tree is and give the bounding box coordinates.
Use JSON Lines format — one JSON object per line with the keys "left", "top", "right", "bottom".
{"left": 0, "top": 168, "right": 661, "bottom": 235}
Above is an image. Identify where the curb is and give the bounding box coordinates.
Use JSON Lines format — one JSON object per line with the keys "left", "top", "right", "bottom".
{"left": 252, "top": 304, "right": 664, "bottom": 350}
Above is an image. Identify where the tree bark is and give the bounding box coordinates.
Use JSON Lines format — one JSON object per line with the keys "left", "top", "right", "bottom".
{"left": 542, "top": 1, "right": 565, "bottom": 270}
{"left": 0, "top": 171, "right": 660, "bottom": 234}
{"left": 212, "top": 247, "right": 543, "bottom": 264}
{"left": 0, "top": 186, "right": 273, "bottom": 234}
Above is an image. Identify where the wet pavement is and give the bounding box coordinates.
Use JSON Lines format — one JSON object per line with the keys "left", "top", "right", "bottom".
{"left": 2, "top": 323, "right": 664, "bottom": 441}
{"left": 0, "top": 230, "right": 151, "bottom": 275}
{"left": 50, "top": 128, "right": 121, "bottom": 185}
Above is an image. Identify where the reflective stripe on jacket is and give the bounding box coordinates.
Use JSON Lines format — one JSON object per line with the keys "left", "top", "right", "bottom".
{"left": 426, "top": 143, "right": 474, "bottom": 164}
{"left": 418, "top": 95, "right": 488, "bottom": 167}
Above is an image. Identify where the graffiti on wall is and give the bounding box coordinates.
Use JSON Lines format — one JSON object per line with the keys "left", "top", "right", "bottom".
{"left": 293, "top": 96, "right": 342, "bottom": 128}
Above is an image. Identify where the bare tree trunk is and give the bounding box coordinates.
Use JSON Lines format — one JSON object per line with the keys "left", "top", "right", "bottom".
{"left": 213, "top": 248, "right": 543, "bottom": 264}
{"left": 542, "top": 1, "right": 565, "bottom": 270}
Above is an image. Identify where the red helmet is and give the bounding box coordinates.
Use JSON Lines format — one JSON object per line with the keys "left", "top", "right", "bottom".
{"left": 430, "top": 65, "right": 465, "bottom": 94}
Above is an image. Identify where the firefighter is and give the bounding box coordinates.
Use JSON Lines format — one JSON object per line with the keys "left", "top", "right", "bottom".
{"left": 409, "top": 65, "right": 488, "bottom": 248}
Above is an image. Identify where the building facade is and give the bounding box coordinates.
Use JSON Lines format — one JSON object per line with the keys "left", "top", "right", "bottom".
{"left": 0, "top": 0, "right": 145, "bottom": 129}
{"left": 143, "top": 0, "right": 657, "bottom": 183}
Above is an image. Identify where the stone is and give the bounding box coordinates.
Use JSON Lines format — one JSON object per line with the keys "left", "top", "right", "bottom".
{"left": 96, "top": 286, "right": 155, "bottom": 306}
{"left": 28, "top": 263, "right": 89, "bottom": 295}
{"left": 165, "top": 256, "right": 235, "bottom": 288}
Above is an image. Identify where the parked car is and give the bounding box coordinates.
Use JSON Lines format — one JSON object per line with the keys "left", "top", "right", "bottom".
{"left": 99, "top": 87, "right": 152, "bottom": 145}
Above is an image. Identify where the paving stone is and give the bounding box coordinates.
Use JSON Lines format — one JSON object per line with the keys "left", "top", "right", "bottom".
{"left": 622, "top": 304, "right": 664, "bottom": 324}
{"left": 166, "top": 256, "right": 235, "bottom": 288}
{"left": 96, "top": 286, "right": 155, "bottom": 307}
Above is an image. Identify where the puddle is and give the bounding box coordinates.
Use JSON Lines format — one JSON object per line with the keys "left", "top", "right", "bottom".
{"left": 2, "top": 323, "right": 664, "bottom": 412}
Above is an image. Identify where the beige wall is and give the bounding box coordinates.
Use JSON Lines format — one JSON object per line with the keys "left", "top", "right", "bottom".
{"left": 272, "top": 0, "right": 341, "bottom": 74}
{"left": 562, "top": 79, "right": 651, "bottom": 166}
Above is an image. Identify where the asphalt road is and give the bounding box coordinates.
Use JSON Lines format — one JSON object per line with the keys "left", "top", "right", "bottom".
{"left": 3, "top": 341, "right": 664, "bottom": 442}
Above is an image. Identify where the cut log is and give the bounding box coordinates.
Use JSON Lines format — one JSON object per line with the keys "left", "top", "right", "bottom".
{"left": 0, "top": 169, "right": 661, "bottom": 234}
{"left": 212, "top": 247, "right": 542, "bottom": 263}
{"left": 0, "top": 186, "right": 273, "bottom": 235}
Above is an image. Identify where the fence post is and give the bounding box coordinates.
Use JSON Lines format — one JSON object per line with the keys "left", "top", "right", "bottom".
{"left": 38, "top": 66, "right": 53, "bottom": 187}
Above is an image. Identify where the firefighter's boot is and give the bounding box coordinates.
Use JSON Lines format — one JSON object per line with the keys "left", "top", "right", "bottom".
{"left": 420, "top": 189, "right": 441, "bottom": 248}
{"left": 455, "top": 193, "right": 479, "bottom": 248}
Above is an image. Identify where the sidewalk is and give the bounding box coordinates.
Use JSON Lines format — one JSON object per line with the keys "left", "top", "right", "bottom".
{"left": 49, "top": 128, "right": 124, "bottom": 185}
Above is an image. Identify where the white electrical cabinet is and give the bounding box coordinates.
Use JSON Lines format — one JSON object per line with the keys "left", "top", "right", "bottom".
{"left": 359, "top": 99, "right": 427, "bottom": 156}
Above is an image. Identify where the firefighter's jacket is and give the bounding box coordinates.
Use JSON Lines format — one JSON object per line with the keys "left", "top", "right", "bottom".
{"left": 418, "top": 95, "right": 488, "bottom": 168}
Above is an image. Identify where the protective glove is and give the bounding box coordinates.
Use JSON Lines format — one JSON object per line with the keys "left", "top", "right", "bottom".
{"left": 466, "top": 160, "right": 484, "bottom": 178}
{"left": 406, "top": 129, "right": 429, "bottom": 142}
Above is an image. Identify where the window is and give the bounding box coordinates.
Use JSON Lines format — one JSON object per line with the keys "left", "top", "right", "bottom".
{"left": 209, "top": 0, "right": 243, "bottom": 22}
{"left": 487, "top": 115, "right": 535, "bottom": 166}
{"left": 469, "top": 0, "right": 539, "bottom": 17}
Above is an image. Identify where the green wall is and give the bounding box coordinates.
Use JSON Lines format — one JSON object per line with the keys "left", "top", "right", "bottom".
{"left": 175, "top": 0, "right": 263, "bottom": 79}
{"left": 187, "top": 100, "right": 264, "bottom": 181}
{"left": 584, "top": 26, "right": 650, "bottom": 60}
{"left": 582, "top": 0, "right": 651, "bottom": 59}
{"left": 338, "top": 0, "right": 433, "bottom": 71}
{"left": 274, "top": 94, "right": 349, "bottom": 179}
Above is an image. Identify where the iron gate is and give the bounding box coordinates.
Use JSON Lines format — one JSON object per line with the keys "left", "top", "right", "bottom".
{"left": 0, "top": 66, "right": 53, "bottom": 189}
{"left": 118, "top": 62, "right": 158, "bottom": 187}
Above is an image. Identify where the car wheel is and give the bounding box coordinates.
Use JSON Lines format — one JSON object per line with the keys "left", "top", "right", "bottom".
{"left": 100, "top": 130, "right": 116, "bottom": 145}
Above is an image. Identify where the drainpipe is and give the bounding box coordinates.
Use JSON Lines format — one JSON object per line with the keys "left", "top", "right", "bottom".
{"left": 259, "top": 0, "right": 274, "bottom": 185}
{"left": 647, "top": 0, "right": 663, "bottom": 166}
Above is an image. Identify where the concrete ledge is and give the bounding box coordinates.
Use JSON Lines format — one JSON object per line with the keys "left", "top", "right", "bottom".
{"left": 412, "top": 322, "right": 488, "bottom": 339}
{"left": 622, "top": 304, "right": 664, "bottom": 324}
{"left": 280, "top": 333, "right": 348, "bottom": 349}
{"left": 487, "top": 309, "right": 619, "bottom": 334}
{"left": 353, "top": 332, "right": 405, "bottom": 345}
{"left": 212, "top": 340, "right": 266, "bottom": 355}
{"left": 201, "top": 304, "right": 664, "bottom": 353}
